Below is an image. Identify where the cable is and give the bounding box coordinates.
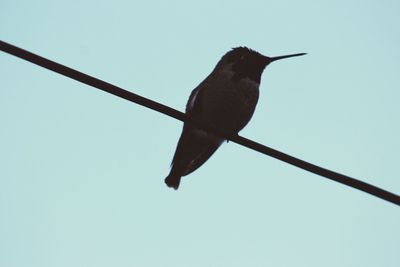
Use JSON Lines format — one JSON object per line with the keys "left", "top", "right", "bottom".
{"left": 1, "top": 40, "right": 399, "bottom": 206}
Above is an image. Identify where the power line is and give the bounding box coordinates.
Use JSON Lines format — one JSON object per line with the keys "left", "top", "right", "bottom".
{"left": 1, "top": 40, "right": 399, "bottom": 206}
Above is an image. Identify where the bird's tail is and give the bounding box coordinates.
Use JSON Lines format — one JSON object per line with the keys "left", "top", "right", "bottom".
{"left": 165, "top": 173, "right": 181, "bottom": 190}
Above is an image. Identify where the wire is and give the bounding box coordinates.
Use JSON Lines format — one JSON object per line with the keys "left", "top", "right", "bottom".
{"left": 1, "top": 40, "right": 399, "bottom": 206}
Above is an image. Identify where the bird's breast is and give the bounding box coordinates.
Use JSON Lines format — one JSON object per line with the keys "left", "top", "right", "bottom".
{"left": 199, "top": 71, "right": 260, "bottom": 134}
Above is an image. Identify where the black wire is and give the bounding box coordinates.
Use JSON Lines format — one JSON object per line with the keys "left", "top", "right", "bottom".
{"left": 1, "top": 40, "right": 399, "bottom": 206}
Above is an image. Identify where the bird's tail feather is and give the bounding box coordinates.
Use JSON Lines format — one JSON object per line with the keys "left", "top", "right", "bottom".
{"left": 165, "top": 173, "right": 181, "bottom": 190}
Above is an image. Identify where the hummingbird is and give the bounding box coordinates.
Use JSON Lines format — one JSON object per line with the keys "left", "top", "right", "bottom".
{"left": 165, "top": 47, "right": 306, "bottom": 189}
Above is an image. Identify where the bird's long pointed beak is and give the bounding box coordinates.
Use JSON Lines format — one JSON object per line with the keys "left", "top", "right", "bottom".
{"left": 268, "top": 53, "right": 307, "bottom": 63}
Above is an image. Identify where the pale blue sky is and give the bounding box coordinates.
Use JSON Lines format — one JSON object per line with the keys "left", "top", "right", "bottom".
{"left": 1, "top": 1, "right": 399, "bottom": 266}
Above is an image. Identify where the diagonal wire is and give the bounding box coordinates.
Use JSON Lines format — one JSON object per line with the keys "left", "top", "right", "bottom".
{"left": 1, "top": 40, "right": 399, "bottom": 206}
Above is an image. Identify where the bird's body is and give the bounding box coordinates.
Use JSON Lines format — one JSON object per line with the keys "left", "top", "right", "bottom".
{"left": 189, "top": 67, "right": 260, "bottom": 135}
{"left": 165, "top": 47, "right": 305, "bottom": 189}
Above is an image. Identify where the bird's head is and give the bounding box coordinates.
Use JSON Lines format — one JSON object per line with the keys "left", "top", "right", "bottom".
{"left": 216, "top": 47, "right": 306, "bottom": 83}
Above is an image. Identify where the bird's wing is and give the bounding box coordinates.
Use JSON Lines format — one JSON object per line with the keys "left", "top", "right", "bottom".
{"left": 186, "top": 86, "right": 200, "bottom": 113}
{"left": 171, "top": 127, "right": 223, "bottom": 176}
{"left": 183, "top": 141, "right": 221, "bottom": 176}
{"left": 170, "top": 78, "right": 223, "bottom": 176}
{"left": 185, "top": 77, "right": 211, "bottom": 116}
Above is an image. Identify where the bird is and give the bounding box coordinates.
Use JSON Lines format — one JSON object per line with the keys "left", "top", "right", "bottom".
{"left": 165, "top": 47, "right": 306, "bottom": 189}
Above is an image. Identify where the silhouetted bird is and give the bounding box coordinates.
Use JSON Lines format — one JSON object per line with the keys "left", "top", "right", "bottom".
{"left": 165, "top": 47, "right": 306, "bottom": 189}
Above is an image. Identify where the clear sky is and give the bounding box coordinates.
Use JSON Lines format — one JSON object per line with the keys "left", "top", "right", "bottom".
{"left": 1, "top": 0, "right": 399, "bottom": 266}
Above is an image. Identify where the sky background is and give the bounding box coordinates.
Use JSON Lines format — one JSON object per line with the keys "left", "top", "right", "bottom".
{"left": 1, "top": 0, "right": 399, "bottom": 266}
